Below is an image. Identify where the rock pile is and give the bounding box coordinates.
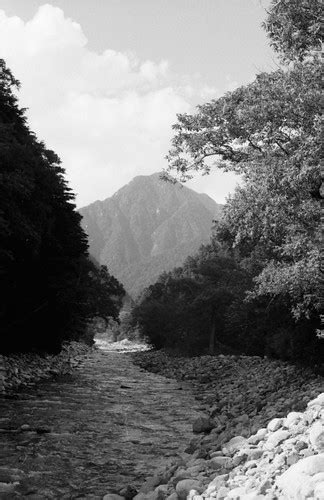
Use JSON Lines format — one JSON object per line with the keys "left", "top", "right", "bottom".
{"left": 0, "top": 341, "right": 93, "bottom": 394}
{"left": 121, "top": 351, "right": 324, "bottom": 500}
{"left": 198, "top": 393, "right": 324, "bottom": 499}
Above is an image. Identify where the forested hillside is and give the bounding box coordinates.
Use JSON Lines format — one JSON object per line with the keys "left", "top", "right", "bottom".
{"left": 0, "top": 60, "right": 125, "bottom": 353}
{"left": 132, "top": 0, "right": 323, "bottom": 366}
{"left": 79, "top": 173, "right": 222, "bottom": 297}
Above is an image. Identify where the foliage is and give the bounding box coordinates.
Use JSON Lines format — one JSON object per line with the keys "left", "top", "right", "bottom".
{"left": 132, "top": 245, "right": 250, "bottom": 353}
{"left": 152, "top": 0, "right": 323, "bottom": 362}
{"left": 0, "top": 59, "right": 124, "bottom": 353}
{"left": 263, "top": 0, "right": 322, "bottom": 62}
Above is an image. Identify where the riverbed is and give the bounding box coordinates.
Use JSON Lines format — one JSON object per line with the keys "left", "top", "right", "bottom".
{"left": 0, "top": 343, "right": 201, "bottom": 498}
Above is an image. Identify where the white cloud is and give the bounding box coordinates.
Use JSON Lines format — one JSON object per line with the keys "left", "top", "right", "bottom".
{"left": 0, "top": 4, "right": 238, "bottom": 206}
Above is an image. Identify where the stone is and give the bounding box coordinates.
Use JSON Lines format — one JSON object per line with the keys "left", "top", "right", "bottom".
{"left": 245, "top": 448, "right": 263, "bottom": 461}
{"left": 308, "top": 393, "right": 324, "bottom": 408}
{"left": 222, "top": 436, "right": 247, "bottom": 455}
{"left": 295, "top": 440, "right": 308, "bottom": 452}
{"left": 209, "top": 456, "right": 232, "bottom": 470}
{"left": 286, "top": 453, "right": 299, "bottom": 466}
{"left": 276, "top": 454, "right": 324, "bottom": 498}
{"left": 267, "top": 418, "right": 283, "bottom": 432}
{"left": 216, "top": 486, "right": 229, "bottom": 499}
{"left": 232, "top": 454, "right": 247, "bottom": 466}
{"left": 133, "top": 494, "right": 149, "bottom": 500}
{"left": 265, "top": 430, "right": 289, "bottom": 449}
{"left": 227, "top": 486, "right": 246, "bottom": 498}
{"left": 175, "top": 479, "right": 202, "bottom": 499}
{"left": 139, "top": 475, "right": 162, "bottom": 493}
{"left": 192, "top": 417, "right": 214, "bottom": 434}
{"left": 259, "top": 479, "right": 271, "bottom": 494}
{"left": 314, "top": 481, "right": 324, "bottom": 499}
{"left": 284, "top": 412, "right": 303, "bottom": 428}
{"left": 171, "top": 468, "right": 192, "bottom": 485}
{"left": 309, "top": 421, "right": 324, "bottom": 451}
{"left": 247, "top": 434, "right": 263, "bottom": 445}
{"left": 20, "top": 424, "right": 31, "bottom": 431}
{"left": 0, "top": 482, "right": 18, "bottom": 493}
{"left": 151, "top": 485, "right": 169, "bottom": 500}
{"left": 119, "top": 485, "right": 138, "bottom": 499}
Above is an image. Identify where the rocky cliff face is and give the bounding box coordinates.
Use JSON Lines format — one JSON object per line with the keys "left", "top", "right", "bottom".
{"left": 79, "top": 172, "right": 222, "bottom": 297}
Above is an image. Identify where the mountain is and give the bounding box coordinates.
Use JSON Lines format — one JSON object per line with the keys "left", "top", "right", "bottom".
{"left": 79, "top": 172, "right": 222, "bottom": 297}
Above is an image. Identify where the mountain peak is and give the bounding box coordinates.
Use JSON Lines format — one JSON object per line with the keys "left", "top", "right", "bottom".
{"left": 79, "top": 172, "right": 222, "bottom": 297}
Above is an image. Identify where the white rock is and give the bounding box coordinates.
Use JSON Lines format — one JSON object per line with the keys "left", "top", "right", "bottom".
{"left": 188, "top": 494, "right": 203, "bottom": 500}
{"left": 309, "top": 421, "right": 324, "bottom": 451}
{"left": 205, "top": 474, "right": 228, "bottom": 493}
{"left": 265, "top": 430, "right": 290, "bottom": 449}
{"left": 314, "top": 481, "right": 324, "bottom": 499}
{"left": 267, "top": 418, "right": 283, "bottom": 432}
{"left": 308, "top": 393, "right": 324, "bottom": 408}
{"left": 276, "top": 454, "right": 324, "bottom": 498}
{"left": 284, "top": 412, "right": 303, "bottom": 428}
{"left": 240, "top": 492, "right": 266, "bottom": 500}
{"left": 216, "top": 486, "right": 229, "bottom": 499}
{"left": 222, "top": 436, "right": 247, "bottom": 455}
{"left": 227, "top": 486, "right": 247, "bottom": 498}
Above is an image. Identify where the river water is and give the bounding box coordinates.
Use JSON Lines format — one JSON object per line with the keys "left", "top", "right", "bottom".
{"left": 0, "top": 342, "right": 200, "bottom": 498}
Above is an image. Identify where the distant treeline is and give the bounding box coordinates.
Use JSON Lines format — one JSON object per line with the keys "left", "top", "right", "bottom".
{"left": 132, "top": 0, "right": 323, "bottom": 366}
{"left": 0, "top": 60, "right": 124, "bottom": 353}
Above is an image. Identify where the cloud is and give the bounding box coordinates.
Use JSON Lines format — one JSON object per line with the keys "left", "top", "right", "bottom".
{"left": 0, "top": 4, "right": 238, "bottom": 206}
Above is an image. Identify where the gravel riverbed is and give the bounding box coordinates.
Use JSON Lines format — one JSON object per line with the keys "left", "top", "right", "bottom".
{"left": 126, "top": 349, "right": 324, "bottom": 499}
{"left": 0, "top": 343, "right": 323, "bottom": 499}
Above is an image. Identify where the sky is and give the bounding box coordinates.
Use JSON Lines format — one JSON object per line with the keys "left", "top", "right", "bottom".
{"left": 0, "top": 0, "right": 277, "bottom": 207}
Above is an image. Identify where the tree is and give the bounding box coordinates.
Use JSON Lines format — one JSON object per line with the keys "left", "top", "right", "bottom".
{"left": 263, "top": 0, "right": 322, "bottom": 62}
{"left": 82, "top": 263, "right": 125, "bottom": 326}
{"left": 161, "top": 0, "right": 322, "bottom": 359}
{"left": 132, "top": 243, "right": 250, "bottom": 354}
{"left": 0, "top": 59, "right": 124, "bottom": 353}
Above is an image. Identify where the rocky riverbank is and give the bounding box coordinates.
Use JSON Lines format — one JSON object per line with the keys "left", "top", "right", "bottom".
{"left": 0, "top": 341, "right": 93, "bottom": 394}
{"left": 124, "top": 350, "right": 324, "bottom": 499}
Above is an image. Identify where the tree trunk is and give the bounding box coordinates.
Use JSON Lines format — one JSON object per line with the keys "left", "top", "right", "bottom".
{"left": 209, "top": 317, "right": 216, "bottom": 354}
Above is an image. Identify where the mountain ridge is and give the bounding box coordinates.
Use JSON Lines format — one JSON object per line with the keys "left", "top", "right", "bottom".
{"left": 79, "top": 172, "right": 222, "bottom": 297}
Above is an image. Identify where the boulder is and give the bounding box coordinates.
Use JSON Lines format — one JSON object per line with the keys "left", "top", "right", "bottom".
{"left": 209, "top": 456, "right": 232, "bottom": 470}
{"left": 222, "top": 436, "right": 247, "bottom": 455}
{"left": 276, "top": 454, "right": 324, "bottom": 498}
{"left": 175, "top": 479, "right": 203, "bottom": 499}
{"left": 265, "top": 430, "right": 289, "bottom": 449}
{"left": 308, "top": 393, "right": 324, "bottom": 408}
{"left": 284, "top": 412, "right": 303, "bottom": 428}
{"left": 192, "top": 417, "right": 214, "bottom": 434}
{"left": 309, "top": 421, "right": 324, "bottom": 451}
{"left": 267, "top": 418, "right": 283, "bottom": 432}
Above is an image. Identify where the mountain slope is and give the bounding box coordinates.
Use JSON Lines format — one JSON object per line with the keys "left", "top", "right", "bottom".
{"left": 79, "top": 172, "right": 222, "bottom": 297}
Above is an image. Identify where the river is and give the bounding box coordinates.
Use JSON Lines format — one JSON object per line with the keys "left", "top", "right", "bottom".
{"left": 0, "top": 342, "right": 200, "bottom": 498}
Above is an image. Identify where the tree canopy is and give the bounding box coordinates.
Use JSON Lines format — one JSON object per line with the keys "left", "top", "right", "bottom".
{"left": 136, "top": 0, "right": 323, "bottom": 363}
{"left": 0, "top": 59, "right": 125, "bottom": 353}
